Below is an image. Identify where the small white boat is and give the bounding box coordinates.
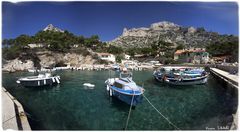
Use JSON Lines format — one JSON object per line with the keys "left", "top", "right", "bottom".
{"left": 28, "top": 69, "right": 38, "bottom": 73}
{"left": 16, "top": 73, "right": 60, "bottom": 87}
{"left": 83, "top": 83, "right": 95, "bottom": 87}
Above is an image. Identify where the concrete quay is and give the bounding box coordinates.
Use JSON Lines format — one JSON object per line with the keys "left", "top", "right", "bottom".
{"left": 210, "top": 68, "right": 238, "bottom": 88}
{"left": 2, "top": 87, "right": 31, "bottom": 130}
{"left": 210, "top": 68, "right": 238, "bottom": 130}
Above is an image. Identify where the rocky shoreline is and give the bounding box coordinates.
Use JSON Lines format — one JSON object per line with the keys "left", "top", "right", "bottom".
{"left": 2, "top": 50, "right": 156, "bottom": 73}
{"left": 2, "top": 51, "right": 99, "bottom": 72}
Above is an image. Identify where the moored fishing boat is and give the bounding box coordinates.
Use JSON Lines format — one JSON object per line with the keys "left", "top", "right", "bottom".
{"left": 163, "top": 74, "right": 208, "bottom": 85}
{"left": 105, "top": 68, "right": 145, "bottom": 106}
{"left": 16, "top": 73, "right": 60, "bottom": 87}
{"left": 153, "top": 66, "right": 209, "bottom": 85}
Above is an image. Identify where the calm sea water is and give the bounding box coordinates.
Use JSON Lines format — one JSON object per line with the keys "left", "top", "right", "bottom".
{"left": 2, "top": 70, "right": 238, "bottom": 130}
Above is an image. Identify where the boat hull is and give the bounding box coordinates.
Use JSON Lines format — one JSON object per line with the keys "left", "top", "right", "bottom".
{"left": 165, "top": 76, "right": 208, "bottom": 85}
{"left": 17, "top": 76, "right": 60, "bottom": 87}
{"left": 109, "top": 86, "right": 143, "bottom": 106}
{"left": 153, "top": 72, "right": 164, "bottom": 82}
{"left": 154, "top": 73, "right": 208, "bottom": 85}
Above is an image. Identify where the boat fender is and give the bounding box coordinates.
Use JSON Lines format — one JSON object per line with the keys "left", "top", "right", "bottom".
{"left": 16, "top": 80, "right": 20, "bottom": 84}
{"left": 176, "top": 75, "right": 182, "bottom": 82}
{"left": 163, "top": 75, "right": 167, "bottom": 81}
{"left": 141, "top": 88, "right": 145, "bottom": 93}
{"left": 106, "top": 85, "right": 109, "bottom": 91}
{"left": 44, "top": 79, "right": 46, "bottom": 85}
{"left": 55, "top": 77, "right": 60, "bottom": 84}
{"left": 106, "top": 79, "right": 110, "bottom": 84}
{"left": 109, "top": 88, "right": 112, "bottom": 97}
{"left": 52, "top": 77, "right": 55, "bottom": 83}
{"left": 38, "top": 81, "right": 40, "bottom": 86}
{"left": 161, "top": 74, "right": 164, "bottom": 81}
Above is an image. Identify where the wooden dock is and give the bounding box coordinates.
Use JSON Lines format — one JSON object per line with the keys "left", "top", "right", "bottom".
{"left": 210, "top": 68, "right": 238, "bottom": 88}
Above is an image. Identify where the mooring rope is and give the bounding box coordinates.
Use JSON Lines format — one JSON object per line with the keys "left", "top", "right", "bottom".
{"left": 3, "top": 115, "right": 17, "bottom": 124}
{"left": 124, "top": 90, "right": 135, "bottom": 130}
{"left": 142, "top": 94, "right": 181, "bottom": 130}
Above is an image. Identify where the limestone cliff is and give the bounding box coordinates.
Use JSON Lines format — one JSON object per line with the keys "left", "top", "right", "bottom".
{"left": 2, "top": 51, "right": 98, "bottom": 72}
{"left": 109, "top": 21, "right": 235, "bottom": 49}
{"left": 2, "top": 59, "right": 34, "bottom": 72}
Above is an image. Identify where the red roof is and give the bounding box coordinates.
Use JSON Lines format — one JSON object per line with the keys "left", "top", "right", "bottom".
{"left": 174, "top": 50, "right": 185, "bottom": 55}
{"left": 174, "top": 48, "right": 206, "bottom": 55}
{"left": 97, "top": 53, "right": 111, "bottom": 56}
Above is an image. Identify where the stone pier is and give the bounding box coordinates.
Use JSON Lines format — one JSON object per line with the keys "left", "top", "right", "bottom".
{"left": 210, "top": 68, "right": 238, "bottom": 130}
{"left": 2, "top": 88, "right": 31, "bottom": 130}
{"left": 210, "top": 68, "right": 238, "bottom": 88}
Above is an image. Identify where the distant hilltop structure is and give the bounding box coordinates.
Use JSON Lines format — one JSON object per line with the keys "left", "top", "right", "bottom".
{"left": 43, "top": 24, "right": 64, "bottom": 32}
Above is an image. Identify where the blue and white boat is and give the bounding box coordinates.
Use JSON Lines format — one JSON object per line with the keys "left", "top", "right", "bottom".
{"left": 105, "top": 69, "right": 145, "bottom": 106}
{"left": 163, "top": 74, "right": 208, "bottom": 85}
{"left": 153, "top": 66, "right": 208, "bottom": 85}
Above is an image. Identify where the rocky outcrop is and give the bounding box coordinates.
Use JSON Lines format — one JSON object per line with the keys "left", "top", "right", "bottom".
{"left": 2, "top": 51, "right": 98, "bottom": 72}
{"left": 37, "top": 51, "right": 97, "bottom": 67}
{"left": 122, "top": 27, "right": 149, "bottom": 37}
{"left": 109, "top": 21, "right": 235, "bottom": 49}
{"left": 2, "top": 59, "right": 34, "bottom": 72}
{"left": 43, "top": 24, "right": 64, "bottom": 33}
{"left": 150, "top": 21, "right": 180, "bottom": 31}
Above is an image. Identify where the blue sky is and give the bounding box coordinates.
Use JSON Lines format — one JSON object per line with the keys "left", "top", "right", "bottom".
{"left": 2, "top": 2, "right": 239, "bottom": 41}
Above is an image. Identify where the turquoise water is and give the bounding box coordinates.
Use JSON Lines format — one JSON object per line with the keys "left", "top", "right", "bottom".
{"left": 2, "top": 70, "right": 238, "bottom": 130}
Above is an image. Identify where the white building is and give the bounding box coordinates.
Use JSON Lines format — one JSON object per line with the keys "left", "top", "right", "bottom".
{"left": 121, "top": 60, "right": 139, "bottom": 67}
{"left": 28, "top": 43, "right": 44, "bottom": 48}
{"left": 124, "top": 54, "right": 131, "bottom": 60}
{"left": 97, "top": 53, "right": 116, "bottom": 62}
{"left": 149, "top": 61, "right": 160, "bottom": 65}
{"left": 73, "top": 44, "right": 79, "bottom": 48}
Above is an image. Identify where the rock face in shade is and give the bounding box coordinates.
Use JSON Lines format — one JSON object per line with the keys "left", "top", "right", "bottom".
{"left": 43, "top": 24, "right": 64, "bottom": 33}
{"left": 109, "top": 21, "right": 237, "bottom": 49}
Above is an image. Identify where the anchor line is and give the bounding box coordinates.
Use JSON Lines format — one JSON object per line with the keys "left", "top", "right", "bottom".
{"left": 142, "top": 94, "right": 181, "bottom": 130}
{"left": 124, "top": 90, "right": 135, "bottom": 130}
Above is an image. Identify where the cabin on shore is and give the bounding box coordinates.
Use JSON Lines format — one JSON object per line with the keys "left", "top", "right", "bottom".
{"left": 174, "top": 48, "right": 209, "bottom": 64}
{"left": 124, "top": 54, "right": 131, "bottom": 60}
{"left": 97, "top": 53, "right": 116, "bottom": 63}
{"left": 121, "top": 60, "right": 139, "bottom": 67}
{"left": 28, "top": 43, "right": 44, "bottom": 48}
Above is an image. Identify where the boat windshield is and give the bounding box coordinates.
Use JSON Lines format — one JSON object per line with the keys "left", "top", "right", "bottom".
{"left": 120, "top": 72, "right": 132, "bottom": 79}
{"left": 113, "top": 82, "right": 123, "bottom": 89}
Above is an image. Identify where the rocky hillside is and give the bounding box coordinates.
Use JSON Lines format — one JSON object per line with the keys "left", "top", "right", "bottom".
{"left": 2, "top": 51, "right": 99, "bottom": 72}
{"left": 109, "top": 21, "right": 236, "bottom": 49}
